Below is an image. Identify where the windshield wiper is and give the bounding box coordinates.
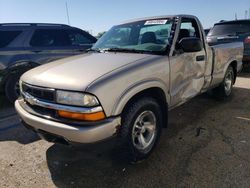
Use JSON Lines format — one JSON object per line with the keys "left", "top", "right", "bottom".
{"left": 86, "top": 48, "right": 102, "bottom": 53}
{"left": 101, "top": 48, "right": 145, "bottom": 53}
{"left": 87, "top": 48, "right": 144, "bottom": 54}
{"left": 87, "top": 47, "right": 166, "bottom": 55}
{"left": 100, "top": 47, "right": 165, "bottom": 55}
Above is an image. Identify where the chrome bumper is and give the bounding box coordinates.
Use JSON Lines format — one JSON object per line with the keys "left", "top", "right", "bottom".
{"left": 15, "top": 100, "right": 121, "bottom": 144}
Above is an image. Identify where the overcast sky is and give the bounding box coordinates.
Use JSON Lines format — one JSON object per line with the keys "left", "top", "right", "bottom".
{"left": 0, "top": 0, "right": 249, "bottom": 35}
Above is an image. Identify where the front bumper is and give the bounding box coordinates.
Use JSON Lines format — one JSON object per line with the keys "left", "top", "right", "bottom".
{"left": 15, "top": 100, "right": 121, "bottom": 144}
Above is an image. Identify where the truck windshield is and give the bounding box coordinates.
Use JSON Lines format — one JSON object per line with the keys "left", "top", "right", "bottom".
{"left": 92, "top": 19, "right": 174, "bottom": 55}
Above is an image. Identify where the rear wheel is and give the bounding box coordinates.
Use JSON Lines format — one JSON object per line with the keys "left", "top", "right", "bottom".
{"left": 213, "top": 66, "right": 235, "bottom": 99}
{"left": 118, "top": 97, "right": 163, "bottom": 163}
{"left": 5, "top": 73, "right": 22, "bottom": 103}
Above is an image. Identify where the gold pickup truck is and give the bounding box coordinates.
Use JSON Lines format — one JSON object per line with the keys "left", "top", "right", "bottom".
{"left": 15, "top": 15, "right": 243, "bottom": 162}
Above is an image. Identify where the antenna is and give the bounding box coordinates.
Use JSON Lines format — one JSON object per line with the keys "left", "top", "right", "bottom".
{"left": 235, "top": 13, "right": 237, "bottom": 20}
{"left": 245, "top": 10, "right": 248, "bottom": 19}
{"left": 65, "top": 2, "right": 70, "bottom": 25}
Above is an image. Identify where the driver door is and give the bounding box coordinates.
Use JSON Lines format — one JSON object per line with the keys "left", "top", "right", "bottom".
{"left": 169, "top": 18, "right": 206, "bottom": 107}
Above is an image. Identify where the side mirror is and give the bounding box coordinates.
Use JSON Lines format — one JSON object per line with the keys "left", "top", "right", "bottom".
{"left": 178, "top": 37, "right": 203, "bottom": 52}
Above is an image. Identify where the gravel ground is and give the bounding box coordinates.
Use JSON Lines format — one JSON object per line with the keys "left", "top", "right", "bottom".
{"left": 0, "top": 72, "right": 250, "bottom": 188}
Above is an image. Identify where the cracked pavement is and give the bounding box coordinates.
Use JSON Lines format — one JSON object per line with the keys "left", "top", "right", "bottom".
{"left": 0, "top": 73, "right": 250, "bottom": 188}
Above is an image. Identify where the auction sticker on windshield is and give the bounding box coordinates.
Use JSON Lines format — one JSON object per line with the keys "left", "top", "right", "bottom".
{"left": 144, "top": 19, "right": 168, "bottom": 25}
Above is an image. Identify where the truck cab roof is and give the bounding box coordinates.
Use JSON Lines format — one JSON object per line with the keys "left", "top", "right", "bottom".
{"left": 120, "top": 14, "right": 199, "bottom": 24}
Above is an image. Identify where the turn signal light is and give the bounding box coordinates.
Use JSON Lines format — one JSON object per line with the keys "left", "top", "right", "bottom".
{"left": 57, "top": 110, "right": 105, "bottom": 121}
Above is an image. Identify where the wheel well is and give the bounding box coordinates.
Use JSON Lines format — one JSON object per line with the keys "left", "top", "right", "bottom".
{"left": 229, "top": 61, "right": 237, "bottom": 84}
{"left": 121, "top": 87, "right": 168, "bottom": 128}
{"left": 3, "top": 62, "right": 38, "bottom": 88}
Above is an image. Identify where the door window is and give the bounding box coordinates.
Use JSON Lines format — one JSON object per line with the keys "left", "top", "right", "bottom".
{"left": 0, "top": 30, "right": 22, "bottom": 48}
{"left": 176, "top": 18, "right": 203, "bottom": 52}
{"left": 30, "top": 29, "right": 71, "bottom": 47}
{"left": 178, "top": 18, "right": 201, "bottom": 41}
{"left": 68, "top": 30, "right": 93, "bottom": 45}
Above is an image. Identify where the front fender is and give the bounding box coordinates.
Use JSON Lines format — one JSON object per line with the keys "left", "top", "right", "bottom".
{"left": 86, "top": 55, "right": 170, "bottom": 117}
{"left": 112, "top": 79, "right": 169, "bottom": 116}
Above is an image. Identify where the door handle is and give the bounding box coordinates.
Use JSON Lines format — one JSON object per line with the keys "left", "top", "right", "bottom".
{"left": 196, "top": 55, "right": 205, "bottom": 61}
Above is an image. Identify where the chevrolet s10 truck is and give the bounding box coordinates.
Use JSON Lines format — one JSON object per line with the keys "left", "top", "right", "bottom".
{"left": 15, "top": 15, "right": 243, "bottom": 162}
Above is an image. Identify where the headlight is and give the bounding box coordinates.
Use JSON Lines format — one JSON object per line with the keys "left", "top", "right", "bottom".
{"left": 56, "top": 90, "right": 99, "bottom": 107}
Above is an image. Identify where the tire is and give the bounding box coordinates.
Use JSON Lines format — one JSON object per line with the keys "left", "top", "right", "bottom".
{"left": 213, "top": 66, "right": 235, "bottom": 99}
{"left": 5, "top": 73, "right": 22, "bottom": 103}
{"left": 118, "top": 97, "right": 163, "bottom": 163}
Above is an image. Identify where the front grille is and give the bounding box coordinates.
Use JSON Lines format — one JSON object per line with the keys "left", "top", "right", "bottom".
{"left": 22, "top": 83, "right": 55, "bottom": 102}
{"left": 25, "top": 102, "right": 56, "bottom": 117}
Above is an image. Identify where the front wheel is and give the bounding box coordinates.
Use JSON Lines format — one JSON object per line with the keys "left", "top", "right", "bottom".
{"left": 118, "top": 97, "right": 163, "bottom": 163}
{"left": 213, "top": 66, "right": 235, "bottom": 99}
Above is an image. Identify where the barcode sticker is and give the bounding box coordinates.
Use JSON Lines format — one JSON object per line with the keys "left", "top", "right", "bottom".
{"left": 144, "top": 19, "right": 168, "bottom": 25}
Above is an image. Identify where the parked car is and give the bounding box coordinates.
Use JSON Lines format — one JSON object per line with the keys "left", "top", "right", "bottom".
{"left": 15, "top": 15, "right": 243, "bottom": 162}
{"left": 207, "top": 20, "right": 250, "bottom": 64}
{"left": 0, "top": 23, "right": 97, "bottom": 103}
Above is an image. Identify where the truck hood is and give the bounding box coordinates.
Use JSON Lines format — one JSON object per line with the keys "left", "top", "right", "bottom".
{"left": 21, "top": 52, "right": 152, "bottom": 91}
